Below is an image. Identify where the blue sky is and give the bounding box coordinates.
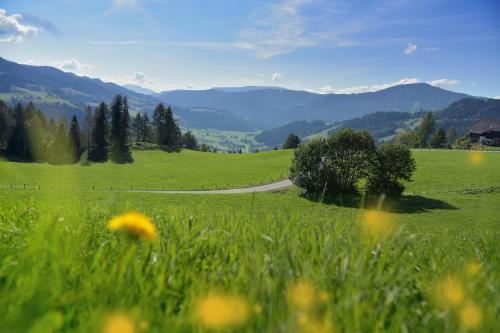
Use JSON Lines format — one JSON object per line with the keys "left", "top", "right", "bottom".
{"left": 1, "top": 0, "right": 499, "bottom": 97}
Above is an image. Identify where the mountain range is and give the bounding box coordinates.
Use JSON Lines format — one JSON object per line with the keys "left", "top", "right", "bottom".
{"left": 0, "top": 57, "right": 483, "bottom": 134}
{"left": 155, "top": 83, "right": 473, "bottom": 128}
{"left": 0, "top": 57, "right": 260, "bottom": 131}
{"left": 255, "top": 98, "right": 500, "bottom": 146}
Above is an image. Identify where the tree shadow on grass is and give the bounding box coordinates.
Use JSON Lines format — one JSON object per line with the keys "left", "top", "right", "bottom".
{"left": 304, "top": 193, "right": 458, "bottom": 214}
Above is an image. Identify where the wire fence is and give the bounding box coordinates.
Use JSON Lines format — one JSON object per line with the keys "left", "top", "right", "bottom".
{"left": 0, "top": 176, "right": 289, "bottom": 192}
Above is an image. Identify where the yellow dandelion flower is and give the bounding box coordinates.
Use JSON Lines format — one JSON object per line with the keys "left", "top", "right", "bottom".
{"left": 103, "top": 313, "right": 135, "bottom": 333}
{"left": 288, "top": 281, "right": 316, "bottom": 309}
{"left": 361, "top": 210, "right": 394, "bottom": 238}
{"left": 254, "top": 303, "right": 263, "bottom": 315}
{"left": 468, "top": 151, "right": 484, "bottom": 166}
{"left": 459, "top": 303, "right": 482, "bottom": 329}
{"left": 108, "top": 212, "right": 157, "bottom": 241}
{"left": 436, "top": 277, "right": 464, "bottom": 307}
{"left": 319, "top": 291, "right": 330, "bottom": 303}
{"left": 298, "top": 315, "right": 332, "bottom": 333}
{"left": 465, "top": 261, "right": 481, "bottom": 277}
{"left": 195, "top": 293, "right": 249, "bottom": 329}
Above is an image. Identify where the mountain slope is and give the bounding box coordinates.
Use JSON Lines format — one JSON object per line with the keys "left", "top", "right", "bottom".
{"left": 156, "top": 84, "right": 474, "bottom": 127}
{"left": 255, "top": 98, "right": 500, "bottom": 146}
{"left": 0, "top": 57, "right": 259, "bottom": 131}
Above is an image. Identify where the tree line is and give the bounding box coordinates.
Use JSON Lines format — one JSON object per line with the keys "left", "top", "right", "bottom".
{"left": 394, "top": 112, "right": 459, "bottom": 149}
{"left": 0, "top": 96, "right": 198, "bottom": 164}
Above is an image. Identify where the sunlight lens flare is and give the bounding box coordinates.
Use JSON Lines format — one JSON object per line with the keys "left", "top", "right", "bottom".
{"left": 468, "top": 151, "right": 484, "bottom": 166}
{"left": 107, "top": 212, "right": 157, "bottom": 241}
{"left": 361, "top": 210, "right": 395, "bottom": 238}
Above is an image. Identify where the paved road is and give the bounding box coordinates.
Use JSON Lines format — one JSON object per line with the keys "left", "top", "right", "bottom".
{"left": 130, "top": 179, "right": 293, "bottom": 194}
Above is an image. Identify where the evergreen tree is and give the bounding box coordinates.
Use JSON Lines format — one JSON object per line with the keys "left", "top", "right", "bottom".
{"left": 132, "top": 113, "right": 143, "bottom": 142}
{"left": 109, "top": 95, "right": 132, "bottom": 163}
{"left": 283, "top": 133, "right": 301, "bottom": 149}
{"left": 69, "top": 115, "right": 83, "bottom": 163}
{"left": 84, "top": 105, "right": 93, "bottom": 162}
{"left": 153, "top": 103, "right": 166, "bottom": 145}
{"left": 164, "top": 106, "right": 181, "bottom": 148}
{"left": 417, "top": 112, "right": 436, "bottom": 148}
{"left": 142, "top": 113, "right": 152, "bottom": 142}
{"left": 429, "top": 128, "right": 447, "bottom": 149}
{"left": 48, "top": 117, "right": 71, "bottom": 164}
{"left": 447, "top": 128, "right": 458, "bottom": 147}
{"left": 26, "top": 111, "right": 48, "bottom": 162}
{"left": 0, "top": 100, "right": 12, "bottom": 149}
{"left": 182, "top": 131, "right": 198, "bottom": 150}
{"left": 6, "top": 103, "right": 31, "bottom": 161}
{"left": 90, "top": 102, "right": 109, "bottom": 162}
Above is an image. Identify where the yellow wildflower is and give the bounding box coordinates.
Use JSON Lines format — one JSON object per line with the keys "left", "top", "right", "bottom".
{"left": 103, "top": 313, "right": 135, "bottom": 333}
{"left": 254, "top": 303, "right": 263, "bottom": 315}
{"left": 298, "top": 314, "right": 332, "bottom": 333}
{"left": 361, "top": 210, "right": 394, "bottom": 238}
{"left": 465, "top": 261, "right": 481, "bottom": 277}
{"left": 288, "top": 281, "right": 316, "bottom": 309}
{"left": 436, "top": 277, "right": 464, "bottom": 307}
{"left": 108, "top": 212, "right": 157, "bottom": 241}
{"left": 195, "top": 293, "right": 249, "bottom": 329}
{"left": 459, "top": 303, "right": 482, "bottom": 329}
{"left": 319, "top": 291, "right": 330, "bottom": 303}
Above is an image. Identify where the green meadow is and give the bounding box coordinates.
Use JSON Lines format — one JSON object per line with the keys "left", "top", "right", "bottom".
{"left": 0, "top": 149, "right": 292, "bottom": 190}
{"left": 0, "top": 149, "right": 499, "bottom": 332}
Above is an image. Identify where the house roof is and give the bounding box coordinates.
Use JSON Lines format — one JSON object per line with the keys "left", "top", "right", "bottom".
{"left": 469, "top": 119, "right": 500, "bottom": 134}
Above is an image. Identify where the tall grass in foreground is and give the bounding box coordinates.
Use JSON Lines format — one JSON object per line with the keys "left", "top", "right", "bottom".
{"left": 0, "top": 195, "right": 498, "bottom": 332}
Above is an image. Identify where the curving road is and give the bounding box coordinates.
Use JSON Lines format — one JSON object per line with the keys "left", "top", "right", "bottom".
{"left": 129, "top": 179, "right": 293, "bottom": 194}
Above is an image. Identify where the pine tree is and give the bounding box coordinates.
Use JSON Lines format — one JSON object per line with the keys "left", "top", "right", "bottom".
{"left": 90, "top": 102, "right": 109, "bottom": 162}
{"left": 429, "top": 128, "right": 447, "bottom": 149}
{"left": 27, "top": 111, "right": 48, "bottom": 162}
{"left": 182, "top": 131, "right": 198, "bottom": 150}
{"left": 49, "top": 117, "right": 71, "bottom": 164}
{"left": 109, "top": 95, "right": 132, "bottom": 163}
{"left": 132, "top": 113, "right": 143, "bottom": 142}
{"left": 447, "top": 128, "right": 458, "bottom": 147}
{"left": 283, "top": 133, "right": 301, "bottom": 149}
{"left": 0, "top": 100, "right": 12, "bottom": 149}
{"left": 153, "top": 103, "right": 166, "bottom": 145}
{"left": 69, "top": 115, "right": 83, "bottom": 163}
{"left": 165, "top": 106, "right": 181, "bottom": 148}
{"left": 417, "top": 112, "right": 436, "bottom": 148}
{"left": 6, "top": 103, "right": 31, "bottom": 161}
{"left": 142, "top": 113, "right": 152, "bottom": 142}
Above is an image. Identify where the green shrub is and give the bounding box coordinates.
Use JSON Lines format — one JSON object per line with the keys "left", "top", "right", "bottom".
{"left": 366, "top": 143, "right": 416, "bottom": 196}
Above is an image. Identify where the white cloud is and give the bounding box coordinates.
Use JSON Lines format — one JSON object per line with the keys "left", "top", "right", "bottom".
{"left": 236, "top": 0, "right": 316, "bottom": 59}
{"left": 272, "top": 73, "right": 282, "bottom": 81}
{"left": 404, "top": 43, "right": 417, "bottom": 54}
{"left": 0, "top": 8, "right": 39, "bottom": 43}
{"left": 494, "top": 96, "right": 500, "bottom": 99}
{"left": 52, "top": 59, "right": 93, "bottom": 72}
{"left": 319, "top": 85, "right": 334, "bottom": 93}
{"left": 334, "top": 78, "right": 420, "bottom": 94}
{"left": 132, "top": 71, "right": 146, "bottom": 83}
{"left": 427, "top": 79, "right": 460, "bottom": 89}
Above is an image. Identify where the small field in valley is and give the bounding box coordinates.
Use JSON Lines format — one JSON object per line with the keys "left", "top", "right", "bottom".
{"left": 0, "top": 149, "right": 499, "bottom": 332}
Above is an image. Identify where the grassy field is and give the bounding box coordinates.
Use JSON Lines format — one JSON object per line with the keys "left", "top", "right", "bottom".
{"left": 0, "top": 149, "right": 292, "bottom": 191}
{"left": 0, "top": 149, "right": 499, "bottom": 332}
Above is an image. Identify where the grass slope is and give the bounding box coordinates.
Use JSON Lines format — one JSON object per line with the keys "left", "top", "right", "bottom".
{"left": 0, "top": 150, "right": 499, "bottom": 332}
{"left": 0, "top": 149, "right": 293, "bottom": 190}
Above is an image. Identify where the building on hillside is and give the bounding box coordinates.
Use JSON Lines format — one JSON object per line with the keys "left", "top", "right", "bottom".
{"left": 469, "top": 119, "right": 500, "bottom": 146}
